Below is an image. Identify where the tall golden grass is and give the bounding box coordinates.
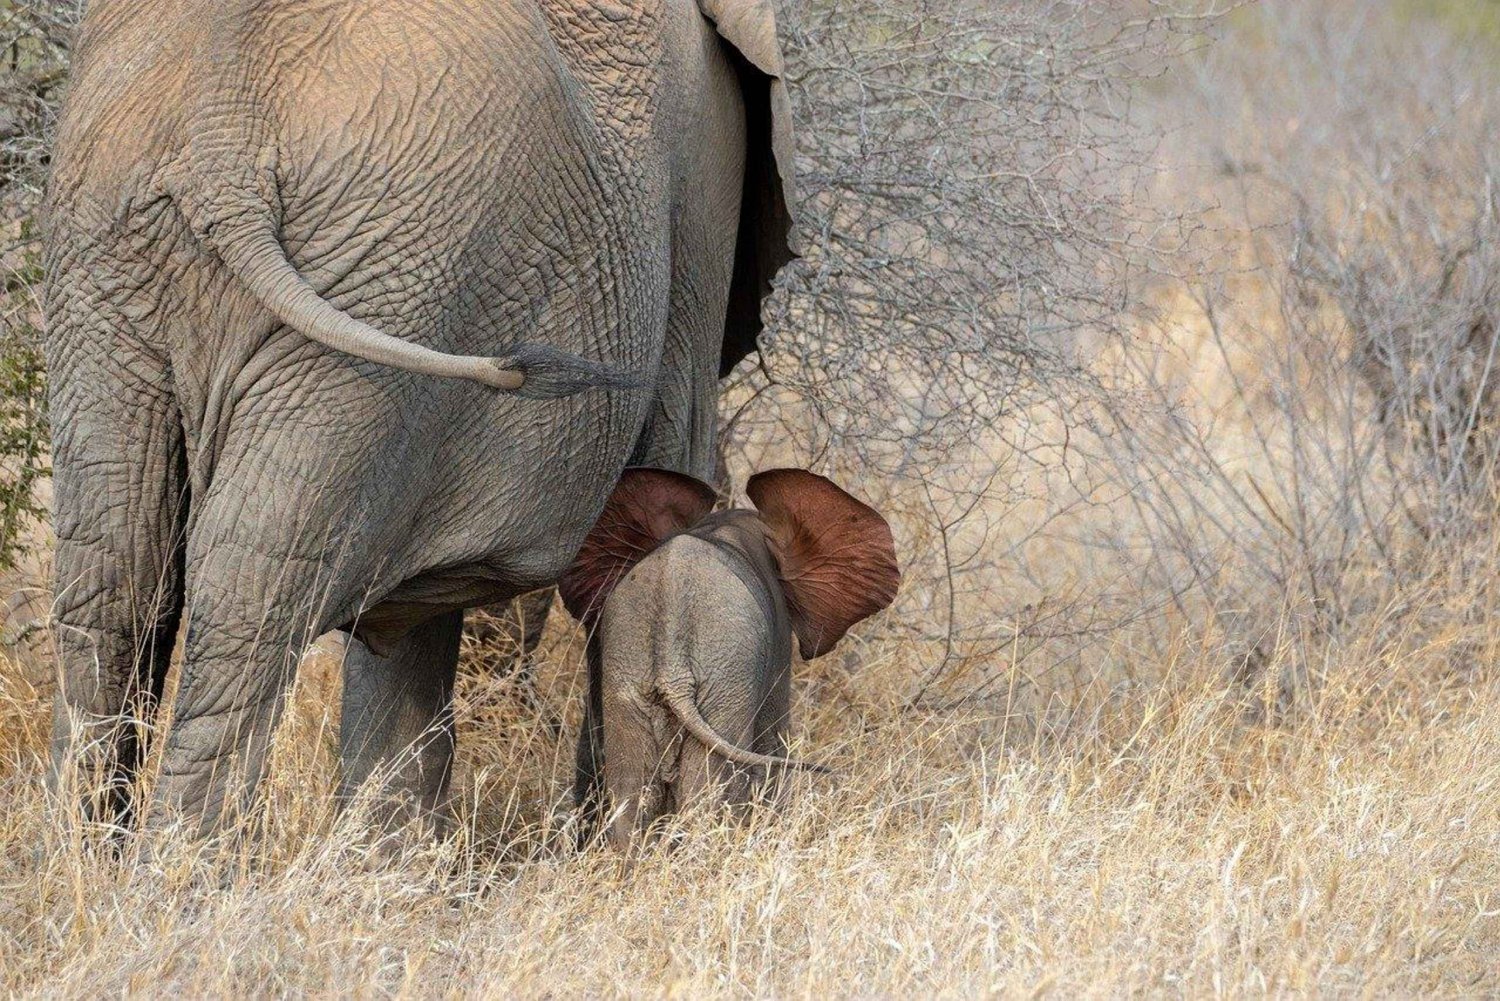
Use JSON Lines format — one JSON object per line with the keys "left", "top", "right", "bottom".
{"left": 3, "top": 570, "right": 1498, "bottom": 995}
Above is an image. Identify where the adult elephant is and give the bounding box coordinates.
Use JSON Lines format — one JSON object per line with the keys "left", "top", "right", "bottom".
{"left": 43, "top": 0, "right": 796, "bottom": 832}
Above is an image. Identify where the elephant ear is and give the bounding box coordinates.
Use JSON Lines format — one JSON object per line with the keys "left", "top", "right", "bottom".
{"left": 698, "top": 0, "right": 799, "bottom": 377}
{"left": 746, "top": 470, "right": 901, "bottom": 659}
{"left": 559, "top": 469, "right": 718, "bottom": 624}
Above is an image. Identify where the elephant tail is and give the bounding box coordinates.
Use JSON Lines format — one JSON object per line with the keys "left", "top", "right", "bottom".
{"left": 213, "top": 223, "right": 641, "bottom": 398}
{"left": 659, "top": 688, "right": 832, "bottom": 775}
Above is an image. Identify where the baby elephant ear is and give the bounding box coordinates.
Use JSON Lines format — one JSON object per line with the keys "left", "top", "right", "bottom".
{"left": 747, "top": 469, "right": 901, "bottom": 659}
{"left": 560, "top": 469, "right": 717, "bottom": 623}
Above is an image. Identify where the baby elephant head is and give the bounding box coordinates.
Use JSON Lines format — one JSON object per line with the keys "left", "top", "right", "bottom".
{"left": 560, "top": 468, "right": 902, "bottom": 656}
{"left": 559, "top": 468, "right": 901, "bottom": 843}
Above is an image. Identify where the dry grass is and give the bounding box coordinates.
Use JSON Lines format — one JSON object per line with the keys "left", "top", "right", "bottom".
{"left": 2, "top": 590, "right": 1498, "bottom": 996}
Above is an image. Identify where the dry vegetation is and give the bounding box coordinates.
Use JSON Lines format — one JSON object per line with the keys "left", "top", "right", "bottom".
{"left": 2, "top": 618, "right": 1495, "bottom": 995}
{"left": 3, "top": 0, "right": 1500, "bottom": 996}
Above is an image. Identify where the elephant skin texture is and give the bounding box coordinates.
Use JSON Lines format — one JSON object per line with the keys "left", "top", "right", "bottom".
{"left": 41, "top": 0, "right": 796, "bottom": 833}
{"left": 559, "top": 468, "right": 900, "bottom": 846}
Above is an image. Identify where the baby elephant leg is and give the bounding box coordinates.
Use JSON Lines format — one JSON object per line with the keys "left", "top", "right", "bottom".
{"left": 671, "top": 696, "right": 758, "bottom": 824}
{"left": 600, "top": 673, "right": 680, "bottom": 845}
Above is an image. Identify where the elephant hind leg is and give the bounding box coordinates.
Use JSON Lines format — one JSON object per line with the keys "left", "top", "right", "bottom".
{"left": 669, "top": 691, "right": 757, "bottom": 827}
{"left": 149, "top": 510, "right": 351, "bottom": 833}
{"left": 148, "top": 447, "right": 407, "bottom": 834}
{"left": 575, "top": 634, "right": 614, "bottom": 843}
{"left": 337, "top": 611, "right": 462, "bottom": 835}
{"left": 600, "top": 678, "right": 677, "bottom": 848}
{"left": 47, "top": 367, "right": 189, "bottom": 826}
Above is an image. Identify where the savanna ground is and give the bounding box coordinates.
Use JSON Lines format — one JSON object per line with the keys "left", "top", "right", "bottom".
{"left": 3, "top": 1, "right": 1500, "bottom": 996}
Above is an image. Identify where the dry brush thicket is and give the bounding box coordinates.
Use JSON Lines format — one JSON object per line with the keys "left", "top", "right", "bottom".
{"left": 2, "top": 1, "right": 1500, "bottom": 996}
{"left": 0, "top": 0, "right": 69, "bottom": 572}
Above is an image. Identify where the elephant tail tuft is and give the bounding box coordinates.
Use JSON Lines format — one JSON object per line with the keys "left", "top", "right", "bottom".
{"left": 493, "top": 343, "right": 648, "bottom": 400}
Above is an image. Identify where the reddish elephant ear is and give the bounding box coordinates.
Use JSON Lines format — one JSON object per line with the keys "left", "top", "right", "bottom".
{"left": 559, "top": 469, "right": 717, "bottom": 624}
{"left": 746, "top": 469, "right": 901, "bottom": 659}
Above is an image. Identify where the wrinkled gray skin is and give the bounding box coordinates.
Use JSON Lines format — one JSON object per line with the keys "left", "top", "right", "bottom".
{"left": 596, "top": 511, "right": 816, "bottom": 844}
{"left": 42, "top": 0, "right": 794, "bottom": 831}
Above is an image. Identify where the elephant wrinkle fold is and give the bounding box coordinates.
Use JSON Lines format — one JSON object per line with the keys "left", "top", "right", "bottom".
{"left": 43, "top": 0, "right": 800, "bottom": 832}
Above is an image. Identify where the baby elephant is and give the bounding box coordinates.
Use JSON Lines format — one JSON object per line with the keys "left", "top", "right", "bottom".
{"left": 560, "top": 468, "right": 900, "bottom": 844}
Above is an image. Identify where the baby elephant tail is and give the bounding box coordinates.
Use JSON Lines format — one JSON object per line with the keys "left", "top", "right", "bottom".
{"left": 660, "top": 689, "right": 832, "bottom": 775}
